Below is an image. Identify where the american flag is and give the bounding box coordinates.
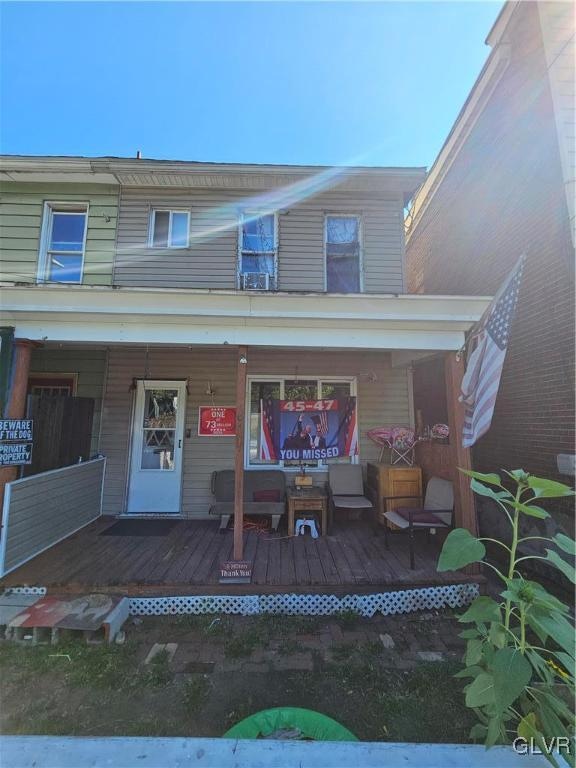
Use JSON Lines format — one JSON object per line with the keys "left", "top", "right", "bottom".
{"left": 311, "top": 412, "right": 329, "bottom": 436}
{"left": 260, "top": 397, "right": 277, "bottom": 460}
{"left": 337, "top": 396, "right": 359, "bottom": 456}
{"left": 460, "top": 255, "right": 525, "bottom": 448}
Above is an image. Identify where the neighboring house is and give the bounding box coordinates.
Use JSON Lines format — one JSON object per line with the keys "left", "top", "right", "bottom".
{"left": 0, "top": 154, "right": 491, "bottom": 593}
{"left": 406, "top": 1, "right": 575, "bottom": 547}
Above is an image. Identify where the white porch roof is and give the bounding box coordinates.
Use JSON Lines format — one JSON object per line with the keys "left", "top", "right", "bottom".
{"left": 0, "top": 284, "right": 491, "bottom": 351}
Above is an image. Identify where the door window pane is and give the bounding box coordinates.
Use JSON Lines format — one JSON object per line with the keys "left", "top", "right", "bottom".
{"left": 141, "top": 429, "right": 175, "bottom": 470}
{"left": 143, "top": 389, "right": 178, "bottom": 428}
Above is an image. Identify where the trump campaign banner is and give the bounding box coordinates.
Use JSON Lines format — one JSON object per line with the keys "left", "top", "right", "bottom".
{"left": 260, "top": 397, "right": 358, "bottom": 462}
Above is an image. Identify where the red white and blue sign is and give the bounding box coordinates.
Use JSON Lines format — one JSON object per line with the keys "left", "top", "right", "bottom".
{"left": 260, "top": 398, "right": 358, "bottom": 462}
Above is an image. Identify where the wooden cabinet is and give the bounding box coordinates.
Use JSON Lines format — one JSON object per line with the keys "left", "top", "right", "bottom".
{"left": 367, "top": 463, "right": 423, "bottom": 528}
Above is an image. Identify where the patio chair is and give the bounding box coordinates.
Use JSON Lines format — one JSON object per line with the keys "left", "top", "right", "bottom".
{"left": 382, "top": 476, "right": 454, "bottom": 569}
{"left": 327, "top": 464, "right": 375, "bottom": 528}
{"left": 390, "top": 426, "right": 416, "bottom": 465}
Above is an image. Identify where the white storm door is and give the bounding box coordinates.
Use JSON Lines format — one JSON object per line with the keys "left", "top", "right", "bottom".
{"left": 127, "top": 380, "right": 186, "bottom": 514}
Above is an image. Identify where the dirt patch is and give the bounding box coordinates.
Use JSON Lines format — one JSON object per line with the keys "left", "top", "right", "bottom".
{"left": 0, "top": 610, "right": 473, "bottom": 741}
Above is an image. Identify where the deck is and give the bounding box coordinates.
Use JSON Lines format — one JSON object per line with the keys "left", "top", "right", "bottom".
{"left": 0, "top": 518, "right": 479, "bottom": 595}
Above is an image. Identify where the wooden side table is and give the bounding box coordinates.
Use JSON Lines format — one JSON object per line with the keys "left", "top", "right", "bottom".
{"left": 286, "top": 486, "right": 328, "bottom": 536}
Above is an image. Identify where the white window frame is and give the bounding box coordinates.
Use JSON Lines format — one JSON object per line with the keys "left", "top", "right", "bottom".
{"left": 148, "top": 209, "right": 190, "bottom": 249}
{"left": 324, "top": 213, "right": 364, "bottom": 293}
{"left": 37, "top": 202, "right": 89, "bottom": 284}
{"left": 238, "top": 210, "right": 278, "bottom": 289}
{"left": 244, "top": 374, "right": 358, "bottom": 471}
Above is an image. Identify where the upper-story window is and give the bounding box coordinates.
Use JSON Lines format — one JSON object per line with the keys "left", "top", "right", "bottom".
{"left": 239, "top": 212, "right": 277, "bottom": 290}
{"left": 325, "top": 215, "right": 362, "bottom": 293}
{"left": 38, "top": 203, "right": 88, "bottom": 283}
{"left": 149, "top": 210, "right": 190, "bottom": 248}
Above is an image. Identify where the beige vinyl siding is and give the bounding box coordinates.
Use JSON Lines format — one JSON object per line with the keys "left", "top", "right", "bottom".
{"left": 114, "top": 187, "right": 405, "bottom": 293}
{"left": 1, "top": 458, "right": 105, "bottom": 575}
{"left": 29, "top": 348, "right": 108, "bottom": 454}
{"left": 0, "top": 182, "right": 118, "bottom": 285}
{"left": 99, "top": 346, "right": 411, "bottom": 517}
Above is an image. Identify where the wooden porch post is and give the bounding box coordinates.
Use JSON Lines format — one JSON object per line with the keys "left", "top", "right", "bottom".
{"left": 0, "top": 339, "right": 34, "bottom": 515}
{"left": 444, "top": 351, "right": 478, "bottom": 536}
{"left": 233, "top": 345, "right": 248, "bottom": 560}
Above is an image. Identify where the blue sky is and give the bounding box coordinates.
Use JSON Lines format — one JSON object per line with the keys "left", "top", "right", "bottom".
{"left": 0, "top": 1, "right": 502, "bottom": 168}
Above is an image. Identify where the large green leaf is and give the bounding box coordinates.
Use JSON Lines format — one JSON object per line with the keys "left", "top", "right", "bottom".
{"left": 491, "top": 647, "right": 532, "bottom": 713}
{"left": 504, "top": 500, "right": 550, "bottom": 519}
{"left": 488, "top": 621, "right": 507, "bottom": 649}
{"left": 517, "top": 713, "right": 560, "bottom": 768}
{"left": 454, "top": 665, "right": 483, "bottom": 679}
{"left": 470, "top": 478, "right": 511, "bottom": 500}
{"left": 460, "top": 469, "right": 503, "bottom": 487}
{"left": 465, "top": 638, "right": 484, "bottom": 666}
{"left": 553, "top": 533, "right": 576, "bottom": 557}
{"left": 544, "top": 550, "right": 576, "bottom": 585}
{"left": 458, "top": 596, "right": 502, "bottom": 624}
{"left": 527, "top": 609, "right": 576, "bottom": 658}
{"left": 465, "top": 672, "right": 496, "bottom": 707}
{"left": 527, "top": 477, "right": 575, "bottom": 499}
{"left": 438, "top": 528, "right": 486, "bottom": 571}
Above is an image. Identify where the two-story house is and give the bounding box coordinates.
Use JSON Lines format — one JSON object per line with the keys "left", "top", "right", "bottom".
{"left": 0, "top": 155, "right": 490, "bottom": 601}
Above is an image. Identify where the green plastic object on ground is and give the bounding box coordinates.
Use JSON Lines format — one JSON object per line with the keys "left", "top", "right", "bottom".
{"left": 223, "top": 707, "right": 358, "bottom": 741}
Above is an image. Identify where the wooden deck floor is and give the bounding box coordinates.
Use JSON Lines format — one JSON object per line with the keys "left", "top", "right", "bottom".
{"left": 0, "top": 517, "right": 478, "bottom": 595}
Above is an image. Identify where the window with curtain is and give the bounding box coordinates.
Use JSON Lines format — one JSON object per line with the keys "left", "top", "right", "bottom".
{"left": 240, "top": 212, "right": 277, "bottom": 287}
{"left": 325, "top": 215, "right": 361, "bottom": 293}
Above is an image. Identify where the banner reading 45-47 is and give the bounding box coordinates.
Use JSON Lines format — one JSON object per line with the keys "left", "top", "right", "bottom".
{"left": 260, "top": 398, "right": 358, "bottom": 462}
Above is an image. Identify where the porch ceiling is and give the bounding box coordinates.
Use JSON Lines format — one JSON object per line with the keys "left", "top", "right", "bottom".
{"left": 0, "top": 285, "right": 491, "bottom": 351}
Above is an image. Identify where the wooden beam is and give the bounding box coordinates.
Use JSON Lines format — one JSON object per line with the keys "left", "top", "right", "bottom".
{"left": 233, "top": 346, "right": 248, "bottom": 560}
{"left": 0, "top": 339, "right": 34, "bottom": 517}
{"left": 444, "top": 352, "right": 478, "bottom": 536}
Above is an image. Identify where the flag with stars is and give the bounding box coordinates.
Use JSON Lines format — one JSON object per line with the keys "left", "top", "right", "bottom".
{"left": 460, "top": 255, "right": 526, "bottom": 448}
{"left": 260, "top": 397, "right": 279, "bottom": 461}
{"left": 336, "top": 396, "right": 359, "bottom": 456}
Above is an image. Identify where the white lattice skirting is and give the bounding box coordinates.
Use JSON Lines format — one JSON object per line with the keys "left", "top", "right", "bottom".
{"left": 129, "top": 583, "right": 480, "bottom": 618}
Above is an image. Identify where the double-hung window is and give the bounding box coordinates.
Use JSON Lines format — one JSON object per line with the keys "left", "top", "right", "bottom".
{"left": 325, "top": 215, "right": 362, "bottom": 293}
{"left": 247, "top": 377, "right": 356, "bottom": 469}
{"left": 149, "top": 210, "right": 190, "bottom": 248}
{"left": 239, "top": 212, "right": 277, "bottom": 289}
{"left": 38, "top": 204, "right": 88, "bottom": 283}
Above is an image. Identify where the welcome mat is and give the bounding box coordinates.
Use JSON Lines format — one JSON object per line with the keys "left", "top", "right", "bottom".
{"left": 100, "top": 520, "right": 179, "bottom": 537}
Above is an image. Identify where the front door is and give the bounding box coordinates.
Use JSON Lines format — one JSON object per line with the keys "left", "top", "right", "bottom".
{"left": 127, "top": 380, "right": 186, "bottom": 514}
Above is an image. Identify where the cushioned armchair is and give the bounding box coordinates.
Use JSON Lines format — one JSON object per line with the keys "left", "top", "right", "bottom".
{"left": 382, "top": 476, "right": 454, "bottom": 569}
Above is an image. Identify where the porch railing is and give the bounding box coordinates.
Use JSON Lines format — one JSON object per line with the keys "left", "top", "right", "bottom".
{"left": 0, "top": 457, "right": 106, "bottom": 577}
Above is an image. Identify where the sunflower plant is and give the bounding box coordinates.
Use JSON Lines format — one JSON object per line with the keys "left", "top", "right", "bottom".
{"left": 438, "top": 469, "right": 575, "bottom": 767}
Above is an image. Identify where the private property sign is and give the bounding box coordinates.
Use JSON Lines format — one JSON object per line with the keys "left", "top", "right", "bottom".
{"left": 198, "top": 407, "right": 236, "bottom": 437}
{"left": 0, "top": 419, "right": 34, "bottom": 466}
{"left": 0, "top": 442, "right": 33, "bottom": 466}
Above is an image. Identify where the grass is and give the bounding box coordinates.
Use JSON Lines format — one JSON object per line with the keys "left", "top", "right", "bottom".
{"left": 182, "top": 675, "right": 211, "bottom": 715}
{"left": 0, "top": 614, "right": 472, "bottom": 742}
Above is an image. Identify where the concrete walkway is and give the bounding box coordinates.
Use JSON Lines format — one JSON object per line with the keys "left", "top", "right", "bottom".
{"left": 0, "top": 736, "right": 551, "bottom": 768}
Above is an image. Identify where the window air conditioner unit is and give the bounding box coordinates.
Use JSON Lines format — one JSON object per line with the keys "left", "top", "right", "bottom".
{"left": 242, "top": 272, "right": 270, "bottom": 291}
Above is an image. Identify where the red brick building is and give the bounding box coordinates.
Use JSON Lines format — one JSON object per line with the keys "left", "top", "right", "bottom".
{"left": 406, "top": 1, "right": 575, "bottom": 542}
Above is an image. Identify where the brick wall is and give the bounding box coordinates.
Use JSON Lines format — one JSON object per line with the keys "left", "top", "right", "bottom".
{"left": 406, "top": 2, "right": 575, "bottom": 537}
